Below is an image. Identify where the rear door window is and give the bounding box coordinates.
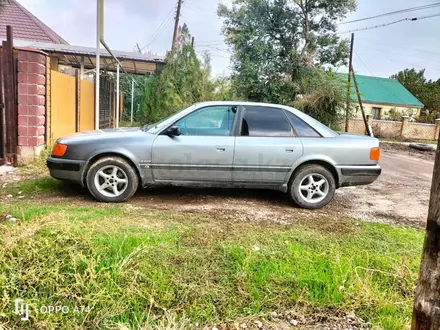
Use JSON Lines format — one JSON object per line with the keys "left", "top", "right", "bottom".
{"left": 241, "top": 106, "right": 293, "bottom": 137}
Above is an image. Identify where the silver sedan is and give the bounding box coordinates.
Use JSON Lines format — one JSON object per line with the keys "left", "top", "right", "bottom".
{"left": 47, "top": 101, "right": 381, "bottom": 209}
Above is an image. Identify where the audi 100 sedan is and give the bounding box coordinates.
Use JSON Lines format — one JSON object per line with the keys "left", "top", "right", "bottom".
{"left": 47, "top": 101, "right": 381, "bottom": 209}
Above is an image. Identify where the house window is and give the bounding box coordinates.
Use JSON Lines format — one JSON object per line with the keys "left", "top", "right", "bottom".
{"left": 372, "top": 107, "right": 382, "bottom": 119}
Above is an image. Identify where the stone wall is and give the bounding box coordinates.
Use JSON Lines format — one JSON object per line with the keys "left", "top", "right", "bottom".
{"left": 16, "top": 49, "right": 47, "bottom": 160}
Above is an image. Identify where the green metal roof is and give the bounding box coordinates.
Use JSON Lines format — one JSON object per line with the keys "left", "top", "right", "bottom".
{"left": 337, "top": 73, "right": 424, "bottom": 108}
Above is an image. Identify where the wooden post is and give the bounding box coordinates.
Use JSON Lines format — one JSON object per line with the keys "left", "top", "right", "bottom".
{"left": 345, "top": 33, "right": 354, "bottom": 132}
{"left": 171, "top": 0, "right": 183, "bottom": 51}
{"left": 351, "top": 67, "right": 372, "bottom": 136}
{"left": 0, "top": 43, "right": 5, "bottom": 165}
{"left": 411, "top": 135, "right": 440, "bottom": 329}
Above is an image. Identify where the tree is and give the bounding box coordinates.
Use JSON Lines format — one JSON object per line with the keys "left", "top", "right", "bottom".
{"left": 218, "top": 0, "right": 356, "bottom": 103}
{"left": 411, "top": 137, "right": 440, "bottom": 329}
{"left": 391, "top": 69, "right": 427, "bottom": 103}
{"left": 391, "top": 69, "right": 440, "bottom": 122}
{"left": 142, "top": 24, "right": 224, "bottom": 123}
{"left": 119, "top": 74, "right": 150, "bottom": 123}
{"left": 294, "top": 70, "right": 349, "bottom": 127}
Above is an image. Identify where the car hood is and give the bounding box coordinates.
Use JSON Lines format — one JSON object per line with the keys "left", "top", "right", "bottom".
{"left": 57, "top": 127, "right": 148, "bottom": 144}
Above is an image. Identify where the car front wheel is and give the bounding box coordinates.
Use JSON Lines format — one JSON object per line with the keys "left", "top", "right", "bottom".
{"left": 289, "top": 164, "right": 336, "bottom": 209}
{"left": 86, "top": 156, "right": 139, "bottom": 202}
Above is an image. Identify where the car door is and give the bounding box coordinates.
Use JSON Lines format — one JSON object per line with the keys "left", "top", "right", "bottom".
{"left": 232, "top": 105, "right": 303, "bottom": 184}
{"left": 151, "top": 105, "right": 237, "bottom": 182}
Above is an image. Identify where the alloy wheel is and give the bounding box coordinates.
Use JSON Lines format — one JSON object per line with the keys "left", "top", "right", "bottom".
{"left": 298, "top": 173, "right": 329, "bottom": 204}
{"left": 94, "top": 165, "right": 129, "bottom": 198}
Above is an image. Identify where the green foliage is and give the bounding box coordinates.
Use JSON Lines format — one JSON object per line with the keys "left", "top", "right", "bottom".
{"left": 218, "top": 0, "right": 356, "bottom": 103}
{"left": 293, "top": 71, "right": 349, "bottom": 127}
{"left": 141, "top": 25, "right": 234, "bottom": 124}
{"left": 385, "top": 107, "right": 413, "bottom": 122}
{"left": 391, "top": 68, "right": 440, "bottom": 123}
{"left": 119, "top": 74, "right": 150, "bottom": 122}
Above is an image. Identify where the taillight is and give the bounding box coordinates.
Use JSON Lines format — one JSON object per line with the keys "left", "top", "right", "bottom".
{"left": 370, "top": 147, "right": 380, "bottom": 161}
{"left": 52, "top": 144, "right": 67, "bottom": 157}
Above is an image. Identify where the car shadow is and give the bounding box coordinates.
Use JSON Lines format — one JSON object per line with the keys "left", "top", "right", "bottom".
{"left": 50, "top": 180, "right": 294, "bottom": 208}
{"left": 133, "top": 185, "right": 293, "bottom": 207}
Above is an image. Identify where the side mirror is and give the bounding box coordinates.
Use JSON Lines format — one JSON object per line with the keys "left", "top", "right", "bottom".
{"left": 165, "top": 125, "right": 181, "bottom": 137}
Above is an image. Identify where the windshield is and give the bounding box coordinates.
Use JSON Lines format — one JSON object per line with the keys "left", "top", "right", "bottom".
{"left": 144, "top": 104, "right": 196, "bottom": 134}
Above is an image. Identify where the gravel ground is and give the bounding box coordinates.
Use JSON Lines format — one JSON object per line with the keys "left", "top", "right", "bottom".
{"left": 202, "top": 308, "right": 370, "bottom": 330}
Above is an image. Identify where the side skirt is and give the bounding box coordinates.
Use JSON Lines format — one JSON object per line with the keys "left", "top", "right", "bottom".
{"left": 143, "top": 180, "right": 288, "bottom": 192}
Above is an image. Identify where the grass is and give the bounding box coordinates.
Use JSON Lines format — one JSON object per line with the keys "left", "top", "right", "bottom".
{"left": 380, "top": 138, "right": 438, "bottom": 145}
{"left": 0, "top": 188, "right": 424, "bottom": 330}
{"left": 119, "top": 120, "right": 142, "bottom": 128}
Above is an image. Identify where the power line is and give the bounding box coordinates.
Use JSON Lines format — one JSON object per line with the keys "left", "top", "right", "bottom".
{"left": 355, "top": 50, "right": 436, "bottom": 68}
{"left": 353, "top": 51, "right": 407, "bottom": 109}
{"left": 340, "top": 3, "right": 440, "bottom": 25}
{"left": 356, "top": 37, "right": 440, "bottom": 57}
{"left": 339, "top": 14, "right": 440, "bottom": 34}
{"left": 140, "top": 4, "right": 176, "bottom": 51}
{"left": 354, "top": 51, "right": 375, "bottom": 76}
{"left": 354, "top": 46, "right": 440, "bottom": 64}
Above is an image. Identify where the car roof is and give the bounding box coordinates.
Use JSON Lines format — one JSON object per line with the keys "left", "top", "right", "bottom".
{"left": 193, "top": 101, "right": 338, "bottom": 137}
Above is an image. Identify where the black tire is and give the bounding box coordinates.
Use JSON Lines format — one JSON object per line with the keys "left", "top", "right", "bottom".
{"left": 409, "top": 143, "right": 435, "bottom": 152}
{"left": 86, "top": 156, "right": 139, "bottom": 203}
{"left": 289, "top": 164, "right": 336, "bottom": 209}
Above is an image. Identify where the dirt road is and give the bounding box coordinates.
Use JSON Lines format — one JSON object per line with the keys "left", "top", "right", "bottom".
{"left": 335, "top": 149, "right": 434, "bottom": 226}
{"left": 123, "top": 147, "right": 434, "bottom": 228}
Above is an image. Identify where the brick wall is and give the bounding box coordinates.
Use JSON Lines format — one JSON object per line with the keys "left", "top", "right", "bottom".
{"left": 16, "top": 49, "right": 47, "bottom": 160}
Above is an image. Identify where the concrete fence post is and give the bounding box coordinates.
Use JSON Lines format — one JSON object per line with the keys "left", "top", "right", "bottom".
{"left": 366, "top": 114, "right": 374, "bottom": 136}
{"left": 400, "top": 116, "right": 409, "bottom": 140}
{"left": 435, "top": 118, "right": 440, "bottom": 140}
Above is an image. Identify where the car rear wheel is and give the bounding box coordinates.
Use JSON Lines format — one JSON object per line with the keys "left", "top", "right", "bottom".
{"left": 289, "top": 164, "right": 336, "bottom": 209}
{"left": 86, "top": 156, "right": 138, "bottom": 202}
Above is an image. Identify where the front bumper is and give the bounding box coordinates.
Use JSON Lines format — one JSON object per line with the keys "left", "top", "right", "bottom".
{"left": 47, "top": 157, "right": 87, "bottom": 185}
{"left": 337, "top": 165, "right": 381, "bottom": 187}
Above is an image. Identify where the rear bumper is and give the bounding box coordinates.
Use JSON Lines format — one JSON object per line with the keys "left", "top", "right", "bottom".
{"left": 336, "top": 165, "right": 381, "bottom": 187}
{"left": 47, "top": 157, "right": 86, "bottom": 186}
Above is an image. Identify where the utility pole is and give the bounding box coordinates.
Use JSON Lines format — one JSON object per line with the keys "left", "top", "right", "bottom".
{"left": 412, "top": 138, "right": 440, "bottom": 329}
{"left": 351, "top": 67, "right": 372, "bottom": 137}
{"left": 135, "top": 43, "right": 142, "bottom": 54}
{"left": 171, "top": 0, "right": 183, "bottom": 51}
{"left": 191, "top": 36, "right": 194, "bottom": 48}
{"left": 345, "top": 33, "right": 354, "bottom": 132}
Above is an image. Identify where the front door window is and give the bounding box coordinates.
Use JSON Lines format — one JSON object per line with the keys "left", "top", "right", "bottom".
{"left": 176, "top": 106, "right": 236, "bottom": 136}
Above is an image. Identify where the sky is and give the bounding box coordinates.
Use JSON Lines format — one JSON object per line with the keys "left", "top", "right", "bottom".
{"left": 18, "top": 0, "right": 440, "bottom": 80}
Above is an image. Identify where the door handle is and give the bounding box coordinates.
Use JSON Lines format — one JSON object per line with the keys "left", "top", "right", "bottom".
{"left": 216, "top": 147, "right": 226, "bottom": 152}
{"left": 285, "top": 148, "right": 295, "bottom": 153}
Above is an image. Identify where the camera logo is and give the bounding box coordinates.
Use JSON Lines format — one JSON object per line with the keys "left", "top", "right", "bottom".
{"left": 14, "top": 298, "right": 29, "bottom": 321}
